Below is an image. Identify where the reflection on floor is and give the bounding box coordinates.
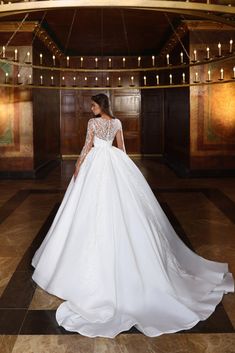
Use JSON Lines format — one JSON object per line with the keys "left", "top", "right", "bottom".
{"left": 0, "top": 160, "right": 235, "bottom": 352}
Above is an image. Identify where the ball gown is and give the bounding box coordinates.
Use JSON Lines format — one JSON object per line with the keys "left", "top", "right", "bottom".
{"left": 31, "top": 116, "right": 234, "bottom": 338}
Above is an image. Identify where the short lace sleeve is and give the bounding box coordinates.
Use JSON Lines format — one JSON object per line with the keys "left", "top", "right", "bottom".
{"left": 75, "top": 118, "right": 94, "bottom": 168}
{"left": 116, "top": 119, "right": 126, "bottom": 153}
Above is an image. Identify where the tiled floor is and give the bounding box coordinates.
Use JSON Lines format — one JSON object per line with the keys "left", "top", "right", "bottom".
{"left": 0, "top": 159, "right": 235, "bottom": 352}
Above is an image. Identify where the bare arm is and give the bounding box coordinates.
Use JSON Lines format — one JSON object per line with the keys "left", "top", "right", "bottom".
{"left": 116, "top": 119, "right": 126, "bottom": 153}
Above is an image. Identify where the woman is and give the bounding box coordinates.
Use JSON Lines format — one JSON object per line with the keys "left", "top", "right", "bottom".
{"left": 73, "top": 93, "right": 126, "bottom": 180}
{"left": 31, "top": 93, "right": 234, "bottom": 338}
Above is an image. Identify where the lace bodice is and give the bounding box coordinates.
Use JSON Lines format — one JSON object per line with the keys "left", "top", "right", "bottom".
{"left": 75, "top": 117, "right": 126, "bottom": 168}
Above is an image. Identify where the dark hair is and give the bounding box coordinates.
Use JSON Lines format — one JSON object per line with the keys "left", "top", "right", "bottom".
{"left": 91, "top": 93, "right": 115, "bottom": 119}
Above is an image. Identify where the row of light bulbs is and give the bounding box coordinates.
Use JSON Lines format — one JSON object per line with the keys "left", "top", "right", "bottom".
{"left": 4, "top": 67, "right": 235, "bottom": 86}
{"left": 1, "top": 40, "right": 234, "bottom": 69}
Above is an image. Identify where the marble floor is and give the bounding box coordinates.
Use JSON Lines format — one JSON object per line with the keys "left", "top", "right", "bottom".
{"left": 0, "top": 159, "right": 235, "bottom": 353}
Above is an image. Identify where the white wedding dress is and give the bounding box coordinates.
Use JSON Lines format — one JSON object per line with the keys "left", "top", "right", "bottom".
{"left": 31, "top": 117, "right": 234, "bottom": 338}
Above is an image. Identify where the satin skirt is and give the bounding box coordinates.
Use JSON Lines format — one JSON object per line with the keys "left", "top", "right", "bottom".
{"left": 31, "top": 136, "right": 234, "bottom": 338}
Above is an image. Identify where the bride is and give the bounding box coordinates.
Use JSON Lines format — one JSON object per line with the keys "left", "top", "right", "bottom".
{"left": 31, "top": 93, "right": 234, "bottom": 338}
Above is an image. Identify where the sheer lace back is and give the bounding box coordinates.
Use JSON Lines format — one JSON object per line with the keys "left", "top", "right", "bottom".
{"left": 76, "top": 117, "right": 126, "bottom": 168}
{"left": 93, "top": 117, "right": 121, "bottom": 142}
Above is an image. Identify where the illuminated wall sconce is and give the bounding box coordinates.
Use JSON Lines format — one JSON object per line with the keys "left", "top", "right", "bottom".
{"left": 40, "top": 53, "right": 43, "bottom": 65}
{"left": 180, "top": 52, "right": 184, "bottom": 64}
{"left": 130, "top": 76, "right": 134, "bottom": 86}
{"left": 66, "top": 56, "right": 70, "bottom": 68}
{"left": 219, "top": 68, "right": 224, "bottom": 81}
{"left": 95, "top": 58, "right": 98, "bottom": 68}
{"left": 118, "top": 76, "right": 122, "bottom": 86}
{"left": 84, "top": 76, "right": 88, "bottom": 86}
{"left": 156, "top": 75, "right": 159, "bottom": 85}
{"left": 169, "top": 74, "right": 173, "bottom": 85}
{"left": 143, "top": 76, "right": 147, "bottom": 86}
{"left": 206, "top": 69, "right": 212, "bottom": 82}
{"left": 80, "top": 57, "right": 83, "bottom": 68}
{"left": 217, "top": 42, "right": 222, "bottom": 57}
{"left": 40, "top": 75, "right": 43, "bottom": 85}
{"left": 5, "top": 72, "right": 9, "bottom": 83}
{"left": 61, "top": 76, "right": 65, "bottom": 86}
{"left": 193, "top": 72, "right": 199, "bottom": 83}
{"left": 166, "top": 54, "right": 170, "bottom": 66}
{"left": 52, "top": 55, "right": 55, "bottom": 66}
{"left": 95, "top": 76, "right": 98, "bottom": 86}
{"left": 51, "top": 75, "right": 54, "bottom": 86}
{"left": 206, "top": 47, "right": 210, "bottom": 60}
{"left": 28, "top": 74, "right": 32, "bottom": 85}
{"left": 17, "top": 73, "right": 21, "bottom": 84}
{"left": 182, "top": 72, "right": 185, "bottom": 84}
{"left": 26, "top": 51, "right": 31, "bottom": 64}
{"left": 2, "top": 46, "right": 6, "bottom": 59}
{"left": 152, "top": 56, "right": 155, "bottom": 67}
{"left": 73, "top": 76, "right": 77, "bottom": 86}
{"left": 5, "top": 72, "right": 9, "bottom": 84}
{"left": 122, "top": 57, "right": 126, "bottom": 68}
{"left": 106, "top": 76, "right": 110, "bottom": 86}
{"left": 192, "top": 49, "right": 197, "bottom": 63}
{"left": 229, "top": 39, "right": 233, "bottom": 54}
{"left": 138, "top": 56, "right": 141, "bottom": 67}
{"left": 14, "top": 48, "right": 18, "bottom": 62}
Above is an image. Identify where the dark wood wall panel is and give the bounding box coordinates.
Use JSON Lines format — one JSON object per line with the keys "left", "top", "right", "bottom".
{"left": 61, "top": 91, "right": 80, "bottom": 155}
{"left": 156, "top": 33, "right": 191, "bottom": 174}
{"left": 112, "top": 89, "right": 141, "bottom": 153}
{"left": 164, "top": 87, "right": 190, "bottom": 169}
{"left": 32, "top": 37, "right": 60, "bottom": 169}
{"left": 141, "top": 89, "right": 164, "bottom": 155}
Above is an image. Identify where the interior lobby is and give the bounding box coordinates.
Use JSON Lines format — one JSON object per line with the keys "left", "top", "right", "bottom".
{"left": 0, "top": 1, "right": 235, "bottom": 352}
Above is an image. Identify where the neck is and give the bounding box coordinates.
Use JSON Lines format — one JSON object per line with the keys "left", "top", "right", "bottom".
{"left": 101, "top": 113, "right": 111, "bottom": 119}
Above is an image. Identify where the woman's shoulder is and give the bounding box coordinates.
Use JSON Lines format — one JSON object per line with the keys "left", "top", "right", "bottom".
{"left": 87, "top": 118, "right": 96, "bottom": 130}
{"left": 88, "top": 117, "right": 96, "bottom": 125}
{"left": 115, "top": 118, "right": 122, "bottom": 128}
{"left": 113, "top": 117, "right": 121, "bottom": 124}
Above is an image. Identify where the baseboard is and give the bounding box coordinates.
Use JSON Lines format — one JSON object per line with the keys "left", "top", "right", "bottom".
{"left": 164, "top": 157, "right": 235, "bottom": 178}
{"left": 0, "top": 158, "right": 60, "bottom": 180}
